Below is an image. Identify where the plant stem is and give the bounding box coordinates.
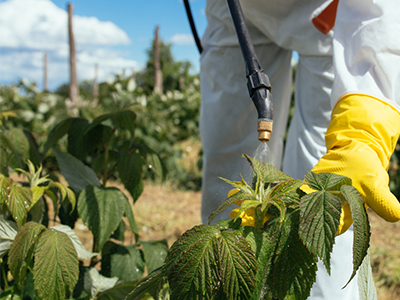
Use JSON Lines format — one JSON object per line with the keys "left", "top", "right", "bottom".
{"left": 1, "top": 262, "right": 8, "bottom": 289}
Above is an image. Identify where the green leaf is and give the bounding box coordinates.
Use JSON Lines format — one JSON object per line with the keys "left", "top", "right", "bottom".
{"left": 304, "top": 171, "right": 352, "bottom": 192}
{"left": 53, "top": 148, "right": 100, "bottom": 192}
{"left": 357, "top": 250, "right": 377, "bottom": 300}
{"left": 236, "top": 227, "right": 275, "bottom": 300}
{"left": 265, "top": 211, "right": 318, "bottom": 300}
{"left": 84, "top": 267, "right": 119, "bottom": 299}
{"left": 299, "top": 189, "right": 342, "bottom": 274}
{"left": 78, "top": 186, "right": 126, "bottom": 251}
{"left": 341, "top": 185, "right": 371, "bottom": 286}
{"left": 0, "top": 131, "right": 24, "bottom": 170}
{"left": 125, "top": 268, "right": 165, "bottom": 300}
{"left": 96, "top": 280, "right": 139, "bottom": 300}
{"left": 43, "top": 118, "right": 86, "bottom": 155}
{"left": 52, "top": 181, "right": 76, "bottom": 210}
{"left": 0, "top": 174, "right": 13, "bottom": 206}
{"left": 164, "top": 225, "right": 256, "bottom": 300}
{"left": 8, "top": 222, "right": 46, "bottom": 285}
{"left": 163, "top": 225, "right": 221, "bottom": 300}
{"left": 122, "top": 197, "right": 138, "bottom": 235}
{"left": 217, "top": 230, "right": 256, "bottom": 299}
{"left": 31, "top": 186, "right": 46, "bottom": 209}
{"left": 2, "top": 128, "right": 31, "bottom": 169}
{"left": 86, "top": 110, "right": 136, "bottom": 137}
{"left": 208, "top": 190, "right": 257, "bottom": 225}
{"left": 141, "top": 240, "right": 169, "bottom": 274}
{"left": 51, "top": 224, "right": 98, "bottom": 260}
{"left": 117, "top": 152, "right": 144, "bottom": 202}
{"left": 244, "top": 154, "right": 292, "bottom": 184}
{"left": 0, "top": 285, "right": 22, "bottom": 300}
{"left": 265, "top": 179, "right": 303, "bottom": 209}
{"left": 101, "top": 241, "right": 145, "bottom": 281}
{"left": 0, "top": 218, "right": 18, "bottom": 257}
{"left": 33, "top": 228, "right": 79, "bottom": 300}
{"left": 5, "top": 183, "right": 32, "bottom": 227}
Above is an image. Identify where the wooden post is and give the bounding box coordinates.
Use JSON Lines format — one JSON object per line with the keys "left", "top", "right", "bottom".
{"left": 153, "top": 25, "right": 163, "bottom": 94}
{"left": 68, "top": 3, "right": 79, "bottom": 105}
{"left": 43, "top": 52, "right": 48, "bottom": 92}
{"left": 92, "top": 63, "right": 99, "bottom": 108}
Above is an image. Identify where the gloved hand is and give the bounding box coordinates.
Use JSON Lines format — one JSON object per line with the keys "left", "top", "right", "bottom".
{"left": 311, "top": 94, "right": 400, "bottom": 234}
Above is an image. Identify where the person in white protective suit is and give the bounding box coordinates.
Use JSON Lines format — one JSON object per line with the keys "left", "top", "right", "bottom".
{"left": 200, "top": 0, "right": 400, "bottom": 299}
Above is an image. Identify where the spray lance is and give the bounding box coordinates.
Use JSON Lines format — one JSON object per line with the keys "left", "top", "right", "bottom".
{"left": 183, "top": 0, "right": 273, "bottom": 142}
{"left": 226, "top": 0, "right": 273, "bottom": 142}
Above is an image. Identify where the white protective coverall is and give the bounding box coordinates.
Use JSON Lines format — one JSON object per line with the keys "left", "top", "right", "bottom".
{"left": 200, "top": 0, "right": 400, "bottom": 299}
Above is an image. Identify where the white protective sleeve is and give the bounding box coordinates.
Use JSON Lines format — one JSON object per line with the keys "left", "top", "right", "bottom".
{"left": 332, "top": 0, "right": 400, "bottom": 111}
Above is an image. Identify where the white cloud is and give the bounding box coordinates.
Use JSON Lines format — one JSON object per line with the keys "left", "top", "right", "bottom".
{"left": 0, "top": 0, "right": 137, "bottom": 90}
{"left": 170, "top": 33, "right": 194, "bottom": 45}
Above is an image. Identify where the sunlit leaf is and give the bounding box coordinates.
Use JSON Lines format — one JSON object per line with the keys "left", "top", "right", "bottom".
{"left": 0, "top": 174, "right": 13, "bottom": 206}
{"left": 53, "top": 148, "right": 100, "bottom": 192}
{"left": 304, "top": 171, "right": 352, "bottom": 192}
{"left": 141, "top": 240, "right": 168, "bottom": 274}
{"left": 51, "top": 225, "right": 98, "bottom": 260}
{"left": 341, "top": 185, "right": 370, "bottom": 286}
{"left": 5, "top": 183, "right": 32, "bottom": 227}
{"left": 244, "top": 154, "right": 292, "bottom": 184}
{"left": 164, "top": 224, "right": 256, "bottom": 300}
{"left": 0, "top": 218, "right": 18, "bottom": 257}
{"left": 33, "top": 228, "right": 79, "bottom": 300}
{"left": 78, "top": 186, "right": 125, "bottom": 251}
{"left": 8, "top": 222, "right": 46, "bottom": 285}
{"left": 101, "top": 241, "right": 145, "bottom": 281}
{"left": 31, "top": 186, "right": 46, "bottom": 209}
{"left": 357, "top": 250, "right": 377, "bottom": 300}
{"left": 84, "top": 267, "right": 118, "bottom": 299}
{"left": 117, "top": 152, "right": 144, "bottom": 202}
{"left": 52, "top": 181, "right": 76, "bottom": 210}
{"left": 299, "top": 189, "right": 341, "bottom": 274}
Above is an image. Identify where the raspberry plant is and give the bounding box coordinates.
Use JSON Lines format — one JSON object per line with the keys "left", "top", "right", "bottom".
{"left": 128, "top": 154, "right": 374, "bottom": 300}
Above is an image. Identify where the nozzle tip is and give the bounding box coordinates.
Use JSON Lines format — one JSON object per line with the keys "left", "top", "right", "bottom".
{"left": 257, "top": 120, "right": 273, "bottom": 142}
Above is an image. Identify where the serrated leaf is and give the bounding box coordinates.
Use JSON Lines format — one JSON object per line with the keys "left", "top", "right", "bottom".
{"left": 217, "top": 230, "right": 256, "bottom": 299}
{"left": 164, "top": 225, "right": 255, "bottom": 300}
{"left": 53, "top": 148, "right": 100, "bottom": 192}
{"left": 43, "top": 118, "right": 86, "bottom": 155}
{"left": 51, "top": 225, "right": 98, "bottom": 260}
{"left": 341, "top": 185, "right": 370, "bottom": 287}
{"left": 0, "top": 218, "right": 18, "bottom": 257}
{"left": 244, "top": 154, "right": 292, "bottom": 184}
{"left": 33, "top": 228, "right": 79, "bottom": 300}
{"left": 141, "top": 240, "right": 169, "bottom": 274}
{"left": 117, "top": 153, "right": 144, "bottom": 202}
{"left": 304, "top": 171, "right": 352, "bottom": 192}
{"left": 265, "top": 212, "right": 317, "bottom": 300}
{"left": 126, "top": 268, "right": 165, "bottom": 300}
{"left": 8, "top": 222, "right": 46, "bottom": 285}
{"left": 5, "top": 183, "right": 32, "bottom": 227}
{"left": 236, "top": 227, "right": 275, "bottom": 300}
{"left": 84, "top": 267, "right": 118, "bottom": 299}
{"left": 264, "top": 180, "right": 303, "bottom": 209}
{"left": 357, "top": 249, "right": 377, "bottom": 300}
{"left": 78, "top": 186, "right": 126, "bottom": 251}
{"left": 101, "top": 241, "right": 145, "bottom": 281}
{"left": 232, "top": 200, "right": 261, "bottom": 220}
{"left": 208, "top": 191, "right": 256, "bottom": 225}
{"left": 299, "top": 190, "right": 342, "bottom": 274}
{"left": 163, "top": 225, "right": 221, "bottom": 300}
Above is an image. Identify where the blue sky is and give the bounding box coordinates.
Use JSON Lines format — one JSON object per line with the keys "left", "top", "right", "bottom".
{"left": 0, "top": 0, "right": 207, "bottom": 90}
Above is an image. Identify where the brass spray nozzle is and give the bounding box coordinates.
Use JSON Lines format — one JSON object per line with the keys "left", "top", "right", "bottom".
{"left": 257, "top": 120, "right": 273, "bottom": 142}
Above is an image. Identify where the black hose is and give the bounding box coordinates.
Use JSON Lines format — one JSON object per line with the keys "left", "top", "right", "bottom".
{"left": 226, "top": 0, "right": 273, "bottom": 121}
{"left": 183, "top": 0, "right": 203, "bottom": 54}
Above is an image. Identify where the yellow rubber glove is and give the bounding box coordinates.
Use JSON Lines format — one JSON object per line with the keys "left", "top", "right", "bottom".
{"left": 312, "top": 94, "right": 400, "bottom": 234}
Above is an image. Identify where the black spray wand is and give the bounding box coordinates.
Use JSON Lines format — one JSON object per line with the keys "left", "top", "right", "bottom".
{"left": 226, "top": 0, "right": 273, "bottom": 142}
